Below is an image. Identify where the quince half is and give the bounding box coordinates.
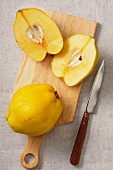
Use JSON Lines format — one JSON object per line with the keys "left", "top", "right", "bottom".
{"left": 5, "top": 84, "right": 63, "bottom": 136}
{"left": 13, "top": 8, "right": 63, "bottom": 61}
{"left": 52, "top": 34, "right": 99, "bottom": 86}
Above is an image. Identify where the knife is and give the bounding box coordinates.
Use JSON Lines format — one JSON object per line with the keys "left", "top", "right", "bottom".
{"left": 70, "top": 60, "right": 105, "bottom": 165}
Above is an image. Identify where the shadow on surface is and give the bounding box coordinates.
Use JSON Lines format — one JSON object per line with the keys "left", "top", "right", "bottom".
{"left": 95, "top": 23, "right": 102, "bottom": 42}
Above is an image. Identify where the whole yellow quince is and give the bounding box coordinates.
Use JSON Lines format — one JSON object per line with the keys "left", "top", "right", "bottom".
{"left": 5, "top": 84, "right": 63, "bottom": 136}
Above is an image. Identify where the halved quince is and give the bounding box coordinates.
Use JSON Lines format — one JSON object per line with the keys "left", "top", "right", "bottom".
{"left": 13, "top": 8, "right": 63, "bottom": 61}
{"left": 52, "top": 34, "right": 99, "bottom": 86}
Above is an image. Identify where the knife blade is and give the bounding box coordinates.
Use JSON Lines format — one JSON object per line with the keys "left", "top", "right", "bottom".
{"left": 86, "top": 60, "right": 105, "bottom": 113}
{"left": 70, "top": 60, "right": 105, "bottom": 165}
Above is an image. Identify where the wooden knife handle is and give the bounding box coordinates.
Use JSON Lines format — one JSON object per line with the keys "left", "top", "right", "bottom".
{"left": 70, "top": 112, "right": 90, "bottom": 165}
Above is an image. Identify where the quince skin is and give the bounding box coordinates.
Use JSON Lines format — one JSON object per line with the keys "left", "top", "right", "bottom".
{"left": 13, "top": 8, "right": 63, "bottom": 61}
{"left": 5, "top": 84, "right": 63, "bottom": 136}
{"left": 52, "top": 34, "right": 99, "bottom": 86}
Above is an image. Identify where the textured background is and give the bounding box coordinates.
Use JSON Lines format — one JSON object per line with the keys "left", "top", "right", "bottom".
{"left": 0, "top": 0, "right": 113, "bottom": 170}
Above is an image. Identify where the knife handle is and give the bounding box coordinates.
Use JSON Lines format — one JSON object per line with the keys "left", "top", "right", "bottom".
{"left": 70, "top": 112, "right": 90, "bottom": 165}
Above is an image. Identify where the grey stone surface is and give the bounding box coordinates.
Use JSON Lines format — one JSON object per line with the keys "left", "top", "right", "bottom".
{"left": 0, "top": 0, "right": 113, "bottom": 169}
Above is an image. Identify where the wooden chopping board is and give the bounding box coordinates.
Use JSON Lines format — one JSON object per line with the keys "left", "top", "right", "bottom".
{"left": 13, "top": 8, "right": 97, "bottom": 169}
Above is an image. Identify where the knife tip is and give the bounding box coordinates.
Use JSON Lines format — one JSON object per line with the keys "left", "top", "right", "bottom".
{"left": 100, "top": 59, "right": 105, "bottom": 70}
{"left": 102, "top": 59, "right": 105, "bottom": 66}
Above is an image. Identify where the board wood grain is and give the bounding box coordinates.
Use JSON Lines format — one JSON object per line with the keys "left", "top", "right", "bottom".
{"left": 13, "top": 8, "right": 97, "bottom": 169}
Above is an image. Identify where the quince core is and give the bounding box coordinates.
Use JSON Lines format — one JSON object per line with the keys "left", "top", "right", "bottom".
{"left": 52, "top": 34, "right": 99, "bottom": 86}
{"left": 13, "top": 8, "right": 63, "bottom": 61}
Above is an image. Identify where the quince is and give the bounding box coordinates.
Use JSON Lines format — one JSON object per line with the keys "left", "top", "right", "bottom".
{"left": 5, "top": 84, "right": 63, "bottom": 136}
{"left": 13, "top": 8, "right": 63, "bottom": 61}
{"left": 52, "top": 34, "right": 99, "bottom": 86}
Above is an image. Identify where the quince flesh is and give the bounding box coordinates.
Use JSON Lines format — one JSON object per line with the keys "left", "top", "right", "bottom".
{"left": 5, "top": 84, "right": 63, "bottom": 136}
{"left": 13, "top": 8, "right": 63, "bottom": 61}
{"left": 52, "top": 34, "right": 99, "bottom": 86}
